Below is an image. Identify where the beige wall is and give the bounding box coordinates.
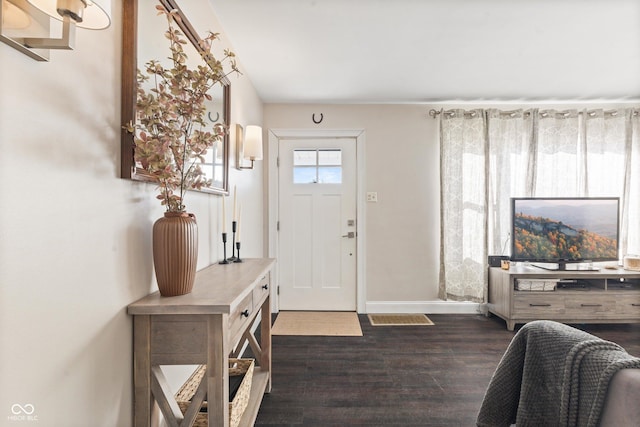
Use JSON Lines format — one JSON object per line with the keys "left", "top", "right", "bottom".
{"left": 264, "top": 104, "right": 442, "bottom": 305}
{"left": 265, "top": 102, "right": 640, "bottom": 310}
{"left": 0, "top": 1, "right": 264, "bottom": 425}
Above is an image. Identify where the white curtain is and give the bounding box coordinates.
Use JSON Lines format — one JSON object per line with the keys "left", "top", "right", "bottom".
{"left": 439, "top": 108, "right": 640, "bottom": 302}
{"left": 439, "top": 110, "right": 487, "bottom": 302}
{"left": 628, "top": 113, "right": 640, "bottom": 255}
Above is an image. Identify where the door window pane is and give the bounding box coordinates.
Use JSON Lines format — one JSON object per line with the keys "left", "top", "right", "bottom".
{"left": 318, "top": 167, "right": 342, "bottom": 183}
{"left": 293, "top": 149, "right": 343, "bottom": 184}
{"left": 293, "top": 150, "right": 317, "bottom": 166}
{"left": 318, "top": 150, "right": 342, "bottom": 166}
{"left": 293, "top": 167, "right": 318, "bottom": 184}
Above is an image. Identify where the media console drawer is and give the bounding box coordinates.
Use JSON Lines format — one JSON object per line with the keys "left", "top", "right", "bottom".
{"left": 616, "top": 293, "right": 640, "bottom": 316}
{"left": 513, "top": 294, "right": 564, "bottom": 316}
{"left": 514, "top": 292, "right": 618, "bottom": 319}
{"left": 564, "top": 294, "right": 616, "bottom": 317}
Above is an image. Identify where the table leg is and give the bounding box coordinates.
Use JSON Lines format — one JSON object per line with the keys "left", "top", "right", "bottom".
{"left": 260, "top": 297, "right": 272, "bottom": 392}
{"left": 207, "top": 314, "right": 230, "bottom": 427}
{"left": 133, "top": 315, "right": 152, "bottom": 427}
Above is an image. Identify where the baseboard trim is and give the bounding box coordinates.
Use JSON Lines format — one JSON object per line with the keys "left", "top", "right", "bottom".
{"left": 365, "top": 300, "right": 482, "bottom": 315}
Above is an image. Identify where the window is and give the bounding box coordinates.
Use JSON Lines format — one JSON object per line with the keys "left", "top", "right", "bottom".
{"left": 438, "top": 108, "right": 640, "bottom": 303}
{"left": 293, "top": 149, "right": 342, "bottom": 183}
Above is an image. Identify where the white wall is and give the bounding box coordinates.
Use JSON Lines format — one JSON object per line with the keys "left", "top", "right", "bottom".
{"left": 0, "top": 1, "right": 264, "bottom": 425}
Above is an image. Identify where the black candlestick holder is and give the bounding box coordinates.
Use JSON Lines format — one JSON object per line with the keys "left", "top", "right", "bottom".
{"left": 219, "top": 232, "right": 229, "bottom": 264}
{"left": 228, "top": 221, "right": 237, "bottom": 261}
{"left": 234, "top": 242, "right": 243, "bottom": 263}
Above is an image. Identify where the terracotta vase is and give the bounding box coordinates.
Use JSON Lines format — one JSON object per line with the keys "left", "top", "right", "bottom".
{"left": 152, "top": 212, "right": 198, "bottom": 296}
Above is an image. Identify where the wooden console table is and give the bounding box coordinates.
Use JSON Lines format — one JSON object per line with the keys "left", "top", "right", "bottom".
{"left": 488, "top": 265, "right": 640, "bottom": 331}
{"left": 128, "top": 258, "right": 275, "bottom": 427}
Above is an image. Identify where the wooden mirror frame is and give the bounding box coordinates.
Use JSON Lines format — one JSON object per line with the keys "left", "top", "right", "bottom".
{"left": 120, "top": 0, "right": 230, "bottom": 195}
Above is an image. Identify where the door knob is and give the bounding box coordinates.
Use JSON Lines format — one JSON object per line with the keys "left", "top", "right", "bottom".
{"left": 342, "top": 232, "right": 355, "bottom": 238}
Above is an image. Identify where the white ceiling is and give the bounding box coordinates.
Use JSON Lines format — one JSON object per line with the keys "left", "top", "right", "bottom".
{"left": 208, "top": 0, "right": 640, "bottom": 104}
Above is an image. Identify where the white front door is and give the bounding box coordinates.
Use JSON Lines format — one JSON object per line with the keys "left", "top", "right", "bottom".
{"left": 278, "top": 138, "right": 357, "bottom": 311}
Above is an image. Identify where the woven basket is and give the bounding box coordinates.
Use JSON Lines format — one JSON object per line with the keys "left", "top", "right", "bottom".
{"left": 175, "top": 358, "right": 254, "bottom": 427}
{"left": 515, "top": 279, "right": 558, "bottom": 291}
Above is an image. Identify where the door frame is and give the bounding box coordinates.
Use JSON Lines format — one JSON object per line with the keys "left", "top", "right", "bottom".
{"left": 268, "top": 128, "right": 367, "bottom": 313}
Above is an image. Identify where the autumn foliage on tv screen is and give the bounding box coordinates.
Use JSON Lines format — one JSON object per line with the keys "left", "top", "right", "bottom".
{"left": 513, "top": 213, "right": 617, "bottom": 260}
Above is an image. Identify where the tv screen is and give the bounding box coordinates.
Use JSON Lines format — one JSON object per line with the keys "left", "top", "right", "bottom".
{"left": 511, "top": 197, "right": 619, "bottom": 269}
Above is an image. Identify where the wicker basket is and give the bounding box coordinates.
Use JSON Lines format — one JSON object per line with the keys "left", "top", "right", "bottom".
{"left": 175, "top": 358, "right": 254, "bottom": 427}
{"left": 515, "top": 279, "right": 558, "bottom": 291}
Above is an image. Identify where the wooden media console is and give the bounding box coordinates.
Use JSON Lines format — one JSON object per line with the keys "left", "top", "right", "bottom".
{"left": 488, "top": 265, "right": 640, "bottom": 331}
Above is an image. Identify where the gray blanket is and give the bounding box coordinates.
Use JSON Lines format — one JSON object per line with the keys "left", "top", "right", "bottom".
{"left": 476, "top": 320, "right": 640, "bottom": 427}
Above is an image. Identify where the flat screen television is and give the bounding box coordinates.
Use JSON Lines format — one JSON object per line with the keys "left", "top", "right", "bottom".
{"left": 511, "top": 197, "right": 620, "bottom": 270}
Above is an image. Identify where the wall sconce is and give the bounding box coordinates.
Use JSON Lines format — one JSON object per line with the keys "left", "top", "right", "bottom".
{"left": 0, "top": 0, "right": 111, "bottom": 61}
{"left": 236, "top": 124, "right": 263, "bottom": 170}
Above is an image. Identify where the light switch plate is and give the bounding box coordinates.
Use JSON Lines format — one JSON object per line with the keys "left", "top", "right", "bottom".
{"left": 367, "top": 192, "right": 378, "bottom": 202}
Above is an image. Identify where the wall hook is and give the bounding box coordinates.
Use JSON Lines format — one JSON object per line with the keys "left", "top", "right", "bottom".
{"left": 208, "top": 111, "right": 220, "bottom": 123}
{"left": 312, "top": 113, "right": 323, "bottom": 124}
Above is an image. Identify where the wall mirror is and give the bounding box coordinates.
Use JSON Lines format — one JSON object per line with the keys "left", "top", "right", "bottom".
{"left": 121, "top": 0, "right": 230, "bottom": 195}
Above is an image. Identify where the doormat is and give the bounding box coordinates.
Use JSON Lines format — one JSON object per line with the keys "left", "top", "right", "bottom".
{"left": 367, "top": 314, "right": 434, "bottom": 326}
{"left": 272, "top": 311, "right": 363, "bottom": 336}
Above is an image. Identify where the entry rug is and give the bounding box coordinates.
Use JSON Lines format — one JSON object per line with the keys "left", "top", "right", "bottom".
{"left": 368, "top": 314, "right": 434, "bottom": 326}
{"left": 272, "top": 311, "right": 363, "bottom": 336}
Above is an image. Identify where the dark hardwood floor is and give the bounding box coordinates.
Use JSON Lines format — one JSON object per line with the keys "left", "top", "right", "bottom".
{"left": 255, "top": 314, "right": 640, "bottom": 426}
